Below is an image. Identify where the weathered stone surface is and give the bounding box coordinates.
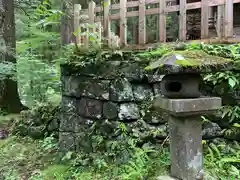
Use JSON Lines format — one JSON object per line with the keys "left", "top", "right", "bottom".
{"left": 122, "top": 63, "right": 145, "bottom": 82}
{"left": 103, "top": 102, "right": 118, "bottom": 119}
{"left": 154, "top": 97, "right": 222, "bottom": 116}
{"left": 61, "top": 61, "right": 120, "bottom": 79}
{"left": 59, "top": 50, "right": 237, "bottom": 157}
{"left": 224, "top": 127, "right": 240, "bottom": 141}
{"left": 133, "top": 84, "right": 154, "bottom": 102}
{"left": 75, "top": 132, "right": 93, "bottom": 152}
{"left": 62, "top": 76, "right": 110, "bottom": 100}
{"left": 168, "top": 115, "right": 203, "bottom": 180}
{"left": 60, "top": 113, "right": 94, "bottom": 132}
{"left": 61, "top": 96, "right": 77, "bottom": 113}
{"left": 110, "top": 78, "right": 134, "bottom": 102}
{"left": 59, "top": 132, "right": 75, "bottom": 152}
{"left": 77, "top": 98, "right": 102, "bottom": 119}
{"left": 82, "top": 80, "right": 110, "bottom": 100}
{"left": 153, "top": 83, "right": 162, "bottom": 96}
{"left": 145, "top": 50, "right": 234, "bottom": 74}
{"left": 118, "top": 103, "right": 140, "bottom": 121}
{"left": 142, "top": 110, "right": 167, "bottom": 124}
{"left": 146, "top": 74, "right": 164, "bottom": 83}
{"left": 61, "top": 60, "right": 147, "bottom": 80}
{"left": 129, "top": 120, "right": 167, "bottom": 140}
{"left": 202, "top": 122, "right": 222, "bottom": 139}
{"left": 61, "top": 57, "right": 151, "bottom": 81}
{"left": 206, "top": 112, "right": 231, "bottom": 129}
{"left": 81, "top": 81, "right": 107, "bottom": 99}
{"left": 160, "top": 73, "right": 203, "bottom": 98}
{"left": 97, "top": 120, "right": 121, "bottom": 137}
{"left": 61, "top": 76, "right": 82, "bottom": 97}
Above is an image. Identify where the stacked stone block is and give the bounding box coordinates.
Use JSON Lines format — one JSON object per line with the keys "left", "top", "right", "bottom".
{"left": 59, "top": 60, "right": 167, "bottom": 152}
{"left": 59, "top": 56, "right": 239, "bottom": 152}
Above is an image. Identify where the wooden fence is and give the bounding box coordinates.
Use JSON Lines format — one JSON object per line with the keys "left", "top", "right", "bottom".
{"left": 74, "top": 0, "right": 240, "bottom": 48}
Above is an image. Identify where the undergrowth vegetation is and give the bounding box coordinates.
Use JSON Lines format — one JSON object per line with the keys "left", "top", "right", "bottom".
{"left": 1, "top": 126, "right": 239, "bottom": 179}
{"left": 1, "top": 42, "right": 240, "bottom": 179}
{"left": 0, "top": 0, "right": 239, "bottom": 179}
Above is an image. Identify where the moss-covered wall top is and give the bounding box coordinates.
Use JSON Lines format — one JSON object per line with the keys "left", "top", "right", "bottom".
{"left": 59, "top": 51, "right": 168, "bottom": 152}
{"left": 58, "top": 48, "right": 238, "bottom": 152}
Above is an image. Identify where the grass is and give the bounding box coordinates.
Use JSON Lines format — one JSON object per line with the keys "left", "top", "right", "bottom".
{"left": 0, "top": 114, "right": 60, "bottom": 179}
{"left": 0, "top": 135, "right": 61, "bottom": 179}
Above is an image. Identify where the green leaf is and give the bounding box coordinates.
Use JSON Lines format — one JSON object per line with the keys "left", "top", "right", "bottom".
{"left": 220, "top": 158, "right": 240, "bottom": 163}
{"left": 232, "top": 123, "right": 240, "bottom": 128}
{"left": 228, "top": 78, "right": 236, "bottom": 88}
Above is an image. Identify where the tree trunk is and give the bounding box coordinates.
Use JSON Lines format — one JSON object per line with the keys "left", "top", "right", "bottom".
{"left": 0, "top": 0, "right": 27, "bottom": 113}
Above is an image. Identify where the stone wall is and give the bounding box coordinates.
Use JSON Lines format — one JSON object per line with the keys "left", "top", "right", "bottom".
{"left": 59, "top": 57, "right": 169, "bottom": 152}
{"left": 59, "top": 55, "right": 239, "bottom": 152}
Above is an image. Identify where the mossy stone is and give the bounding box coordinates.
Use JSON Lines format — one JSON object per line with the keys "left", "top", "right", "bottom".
{"left": 145, "top": 50, "right": 234, "bottom": 74}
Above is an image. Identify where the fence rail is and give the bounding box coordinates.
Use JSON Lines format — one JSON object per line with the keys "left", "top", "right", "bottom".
{"left": 74, "top": 0, "right": 240, "bottom": 49}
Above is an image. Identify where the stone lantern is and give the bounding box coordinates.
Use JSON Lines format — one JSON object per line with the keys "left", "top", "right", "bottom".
{"left": 146, "top": 50, "right": 234, "bottom": 180}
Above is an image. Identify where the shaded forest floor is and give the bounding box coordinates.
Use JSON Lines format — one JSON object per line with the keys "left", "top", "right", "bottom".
{"left": 0, "top": 115, "right": 66, "bottom": 180}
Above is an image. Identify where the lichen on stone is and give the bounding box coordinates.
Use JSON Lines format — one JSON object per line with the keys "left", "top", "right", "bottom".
{"left": 144, "top": 50, "right": 234, "bottom": 74}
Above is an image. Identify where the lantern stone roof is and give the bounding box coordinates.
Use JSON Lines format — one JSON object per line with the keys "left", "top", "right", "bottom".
{"left": 145, "top": 50, "right": 234, "bottom": 74}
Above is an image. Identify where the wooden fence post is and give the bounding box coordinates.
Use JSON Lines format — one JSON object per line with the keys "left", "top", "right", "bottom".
{"left": 104, "top": 0, "right": 110, "bottom": 46}
{"left": 217, "top": 5, "right": 225, "bottom": 38}
{"left": 88, "top": 1, "right": 95, "bottom": 23}
{"left": 224, "top": 0, "right": 233, "bottom": 38}
{"left": 74, "top": 4, "right": 81, "bottom": 44}
{"left": 139, "top": 0, "right": 146, "bottom": 44}
{"left": 201, "top": 0, "right": 209, "bottom": 38}
{"left": 159, "top": 0, "right": 166, "bottom": 42}
{"left": 97, "top": 22, "right": 102, "bottom": 46}
{"left": 179, "top": 0, "right": 186, "bottom": 41}
{"left": 88, "top": 1, "right": 96, "bottom": 47}
{"left": 120, "top": 0, "right": 127, "bottom": 46}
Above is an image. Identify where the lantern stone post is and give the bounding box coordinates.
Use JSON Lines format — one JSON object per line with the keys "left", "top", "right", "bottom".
{"left": 146, "top": 51, "right": 234, "bottom": 180}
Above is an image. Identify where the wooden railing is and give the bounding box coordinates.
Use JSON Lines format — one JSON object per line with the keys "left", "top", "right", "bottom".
{"left": 74, "top": 0, "right": 240, "bottom": 48}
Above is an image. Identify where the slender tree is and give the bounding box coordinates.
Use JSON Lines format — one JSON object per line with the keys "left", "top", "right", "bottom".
{"left": 0, "top": 0, "right": 26, "bottom": 113}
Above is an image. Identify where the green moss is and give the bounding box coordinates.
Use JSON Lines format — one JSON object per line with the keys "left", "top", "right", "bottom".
{"left": 170, "top": 50, "right": 232, "bottom": 65}
{"left": 145, "top": 50, "right": 233, "bottom": 71}
{"left": 0, "top": 136, "right": 59, "bottom": 179}
{"left": 136, "top": 47, "right": 169, "bottom": 58}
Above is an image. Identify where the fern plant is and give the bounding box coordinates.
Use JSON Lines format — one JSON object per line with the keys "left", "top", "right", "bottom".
{"left": 204, "top": 141, "right": 240, "bottom": 179}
